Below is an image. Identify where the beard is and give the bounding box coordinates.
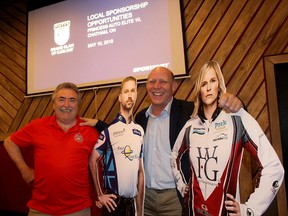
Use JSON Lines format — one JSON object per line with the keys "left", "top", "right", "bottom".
{"left": 122, "top": 100, "right": 134, "bottom": 111}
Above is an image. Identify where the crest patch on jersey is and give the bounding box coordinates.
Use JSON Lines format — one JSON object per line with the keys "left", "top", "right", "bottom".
{"left": 74, "top": 133, "right": 83, "bottom": 143}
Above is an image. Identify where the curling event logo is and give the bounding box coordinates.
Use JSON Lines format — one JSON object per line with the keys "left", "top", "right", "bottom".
{"left": 50, "top": 20, "right": 74, "bottom": 56}
{"left": 54, "top": 20, "right": 70, "bottom": 45}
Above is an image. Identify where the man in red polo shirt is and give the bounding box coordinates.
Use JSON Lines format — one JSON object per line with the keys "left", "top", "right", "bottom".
{"left": 4, "top": 82, "right": 99, "bottom": 216}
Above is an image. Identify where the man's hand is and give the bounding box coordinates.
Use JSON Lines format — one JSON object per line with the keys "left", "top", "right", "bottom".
{"left": 225, "top": 193, "right": 241, "bottom": 216}
{"left": 183, "top": 185, "right": 189, "bottom": 197}
{"left": 79, "top": 117, "right": 98, "bottom": 127}
{"left": 20, "top": 166, "right": 34, "bottom": 186}
{"left": 95, "top": 200, "right": 104, "bottom": 209}
{"left": 218, "top": 93, "right": 243, "bottom": 113}
{"left": 97, "top": 193, "right": 118, "bottom": 212}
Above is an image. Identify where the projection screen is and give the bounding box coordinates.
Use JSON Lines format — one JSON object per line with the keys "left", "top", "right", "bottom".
{"left": 27, "top": 0, "right": 187, "bottom": 96}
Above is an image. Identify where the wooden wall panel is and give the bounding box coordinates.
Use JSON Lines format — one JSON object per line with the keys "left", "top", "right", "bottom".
{"left": 0, "top": 0, "right": 287, "bottom": 214}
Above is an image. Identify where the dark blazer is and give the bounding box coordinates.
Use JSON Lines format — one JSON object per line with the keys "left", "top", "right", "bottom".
{"left": 135, "top": 98, "right": 194, "bottom": 149}
{"left": 135, "top": 98, "right": 194, "bottom": 181}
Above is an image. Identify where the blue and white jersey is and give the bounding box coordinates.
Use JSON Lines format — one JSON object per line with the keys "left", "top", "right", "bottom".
{"left": 95, "top": 113, "right": 144, "bottom": 198}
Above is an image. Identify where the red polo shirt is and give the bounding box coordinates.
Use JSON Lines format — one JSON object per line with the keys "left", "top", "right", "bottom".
{"left": 11, "top": 115, "right": 99, "bottom": 215}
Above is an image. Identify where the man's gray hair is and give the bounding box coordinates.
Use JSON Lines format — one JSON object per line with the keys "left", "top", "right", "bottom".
{"left": 51, "top": 82, "right": 81, "bottom": 102}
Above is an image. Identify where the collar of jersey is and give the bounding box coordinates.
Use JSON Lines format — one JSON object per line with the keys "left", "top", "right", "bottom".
{"left": 112, "top": 113, "right": 132, "bottom": 124}
{"left": 198, "top": 106, "right": 222, "bottom": 123}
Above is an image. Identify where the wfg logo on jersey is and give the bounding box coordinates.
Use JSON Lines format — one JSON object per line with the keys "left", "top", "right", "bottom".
{"left": 54, "top": 20, "right": 71, "bottom": 46}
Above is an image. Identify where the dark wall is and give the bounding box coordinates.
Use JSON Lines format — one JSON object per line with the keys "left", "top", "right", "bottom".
{"left": 0, "top": 142, "right": 32, "bottom": 214}
{"left": 275, "top": 63, "right": 288, "bottom": 208}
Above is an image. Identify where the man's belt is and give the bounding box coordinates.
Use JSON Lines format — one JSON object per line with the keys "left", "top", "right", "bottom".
{"left": 116, "top": 195, "right": 134, "bottom": 206}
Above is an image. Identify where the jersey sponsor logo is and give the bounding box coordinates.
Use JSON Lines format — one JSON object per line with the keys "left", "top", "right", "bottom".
{"left": 113, "top": 128, "right": 125, "bottom": 137}
{"left": 196, "top": 205, "right": 212, "bottom": 216}
{"left": 201, "top": 204, "right": 208, "bottom": 211}
{"left": 197, "top": 145, "right": 219, "bottom": 181}
{"left": 120, "top": 145, "right": 139, "bottom": 161}
{"left": 215, "top": 120, "right": 227, "bottom": 130}
{"left": 74, "top": 133, "right": 83, "bottom": 143}
{"left": 193, "top": 127, "right": 205, "bottom": 135}
{"left": 213, "top": 133, "right": 228, "bottom": 142}
{"left": 132, "top": 128, "right": 142, "bottom": 136}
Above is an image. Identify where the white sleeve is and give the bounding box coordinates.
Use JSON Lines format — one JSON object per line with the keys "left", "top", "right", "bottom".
{"left": 171, "top": 121, "right": 190, "bottom": 197}
{"left": 237, "top": 109, "right": 284, "bottom": 216}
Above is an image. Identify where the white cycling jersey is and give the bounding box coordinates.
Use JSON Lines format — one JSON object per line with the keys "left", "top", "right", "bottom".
{"left": 171, "top": 108, "right": 284, "bottom": 216}
{"left": 95, "top": 113, "right": 144, "bottom": 198}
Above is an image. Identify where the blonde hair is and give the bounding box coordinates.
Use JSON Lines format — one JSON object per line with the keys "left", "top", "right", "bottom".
{"left": 191, "top": 60, "right": 226, "bottom": 117}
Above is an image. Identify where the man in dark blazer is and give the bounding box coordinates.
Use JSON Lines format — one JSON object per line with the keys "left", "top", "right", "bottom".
{"left": 135, "top": 98, "right": 193, "bottom": 181}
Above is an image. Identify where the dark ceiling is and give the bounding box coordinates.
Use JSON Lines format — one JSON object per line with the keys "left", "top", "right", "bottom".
{"left": 27, "top": 0, "right": 64, "bottom": 11}
{"left": 0, "top": 0, "right": 64, "bottom": 11}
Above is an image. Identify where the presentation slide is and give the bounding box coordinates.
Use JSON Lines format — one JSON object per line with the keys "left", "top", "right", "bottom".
{"left": 27, "top": 0, "right": 186, "bottom": 95}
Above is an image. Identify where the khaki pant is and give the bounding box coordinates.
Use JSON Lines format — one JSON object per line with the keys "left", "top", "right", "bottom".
{"left": 144, "top": 188, "right": 182, "bottom": 216}
{"left": 28, "top": 207, "right": 91, "bottom": 216}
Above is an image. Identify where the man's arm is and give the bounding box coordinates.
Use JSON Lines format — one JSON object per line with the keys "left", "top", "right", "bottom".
{"left": 4, "top": 137, "right": 34, "bottom": 185}
{"left": 136, "top": 158, "right": 145, "bottom": 216}
{"left": 218, "top": 93, "right": 245, "bottom": 113}
{"left": 80, "top": 117, "right": 108, "bottom": 132}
